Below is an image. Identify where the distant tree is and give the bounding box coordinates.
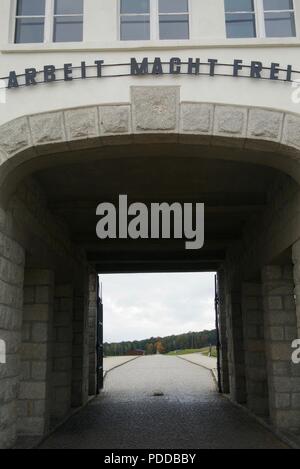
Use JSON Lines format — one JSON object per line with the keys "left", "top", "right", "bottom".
{"left": 104, "top": 329, "right": 217, "bottom": 356}
{"left": 155, "top": 339, "right": 165, "bottom": 354}
{"left": 145, "top": 343, "right": 154, "bottom": 355}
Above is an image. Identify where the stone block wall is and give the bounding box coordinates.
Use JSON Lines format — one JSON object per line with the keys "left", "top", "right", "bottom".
{"left": 242, "top": 282, "right": 269, "bottom": 416}
{"left": 88, "top": 272, "right": 98, "bottom": 396}
{"left": 292, "top": 240, "right": 300, "bottom": 337}
{"left": 226, "top": 289, "right": 247, "bottom": 404}
{"left": 262, "top": 265, "right": 300, "bottom": 433}
{"left": 18, "top": 269, "right": 54, "bottom": 437}
{"left": 0, "top": 210, "right": 25, "bottom": 449}
{"left": 216, "top": 270, "right": 230, "bottom": 394}
{"left": 51, "top": 284, "right": 73, "bottom": 425}
{"left": 72, "top": 278, "right": 89, "bottom": 408}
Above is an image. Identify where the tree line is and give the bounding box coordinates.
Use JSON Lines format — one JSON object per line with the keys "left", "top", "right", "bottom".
{"left": 104, "top": 329, "right": 217, "bottom": 356}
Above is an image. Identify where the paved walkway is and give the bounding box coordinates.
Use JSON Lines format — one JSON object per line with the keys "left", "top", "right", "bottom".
{"left": 179, "top": 352, "right": 217, "bottom": 370}
{"left": 40, "top": 355, "right": 288, "bottom": 449}
{"left": 103, "top": 356, "right": 139, "bottom": 373}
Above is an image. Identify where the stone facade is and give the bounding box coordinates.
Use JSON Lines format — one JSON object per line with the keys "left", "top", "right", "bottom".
{"left": 51, "top": 284, "right": 73, "bottom": 425}
{"left": 262, "top": 265, "right": 300, "bottom": 433}
{"left": 242, "top": 283, "right": 269, "bottom": 417}
{"left": 71, "top": 281, "right": 89, "bottom": 409}
{"left": 88, "top": 272, "right": 98, "bottom": 396}
{"left": 0, "top": 209, "right": 24, "bottom": 449}
{"left": 18, "top": 269, "right": 54, "bottom": 437}
{"left": 0, "top": 176, "right": 92, "bottom": 448}
{"left": 1, "top": 91, "right": 300, "bottom": 187}
{"left": 1, "top": 87, "right": 300, "bottom": 446}
{"left": 216, "top": 270, "right": 230, "bottom": 394}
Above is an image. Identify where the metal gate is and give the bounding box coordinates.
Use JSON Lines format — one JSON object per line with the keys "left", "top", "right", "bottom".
{"left": 96, "top": 278, "right": 103, "bottom": 394}
{"left": 214, "top": 274, "right": 223, "bottom": 394}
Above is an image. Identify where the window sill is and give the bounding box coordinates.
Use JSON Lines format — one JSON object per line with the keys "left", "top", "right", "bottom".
{"left": 1, "top": 37, "right": 300, "bottom": 53}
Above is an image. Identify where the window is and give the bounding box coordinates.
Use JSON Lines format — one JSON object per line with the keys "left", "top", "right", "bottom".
{"left": 224, "top": 0, "right": 296, "bottom": 38}
{"left": 53, "top": 0, "right": 84, "bottom": 42}
{"left": 14, "top": 0, "right": 84, "bottom": 44}
{"left": 120, "top": 0, "right": 190, "bottom": 41}
{"left": 159, "top": 0, "right": 189, "bottom": 39}
{"left": 120, "top": 0, "right": 150, "bottom": 40}
{"left": 15, "top": 0, "right": 46, "bottom": 43}
{"left": 263, "top": 0, "right": 296, "bottom": 37}
{"left": 225, "top": 0, "right": 256, "bottom": 38}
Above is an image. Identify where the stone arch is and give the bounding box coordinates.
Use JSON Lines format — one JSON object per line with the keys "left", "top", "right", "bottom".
{"left": 1, "top": 87, "right": 300, "bottom": 205}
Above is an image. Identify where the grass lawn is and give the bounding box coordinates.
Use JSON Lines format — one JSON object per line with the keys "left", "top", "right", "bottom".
{"left": 168, "top": 348, "right": 206, "bottom": 356}
{"left": 198, "top": 346, "right": 217, "bottom": 358}
{"left": 167, "top": 347, "right": 217, "bottom": 357}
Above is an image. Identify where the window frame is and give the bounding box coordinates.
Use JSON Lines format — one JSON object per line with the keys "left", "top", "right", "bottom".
{"left": 224, "top": 0, "right": 297, "bottom": 38}
{"left": 52, "top": 0, "right": 84, "bottom": 43}
{"left": 224, "top": 0, "right": 257, "bottom": 38}
{"left": 14, "top": 0, "right": 47, "bottom": 44}
{"left": 119, "top": 0, "right": 191, "bottom": 41}
{"left": 13, "top": 0, "right": 84, "bottom": 44}
{"left": 258, "top": 0, "right": 296, "bottom": 38}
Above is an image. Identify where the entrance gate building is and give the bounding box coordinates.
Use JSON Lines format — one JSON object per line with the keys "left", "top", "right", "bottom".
{"left": 1, "top": 0, "right": 300, "bottom": 448}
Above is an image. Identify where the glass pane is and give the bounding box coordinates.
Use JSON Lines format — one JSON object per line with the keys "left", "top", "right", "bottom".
{"left": 53, "top": 16, "right": 83, "bottom": 42}
{"left": 263, "top": 0, "right": 293, "bottom": 10}
{"left": 159, "top": 0, "right": 188, "bottom": 13}
{"left": 159, "top": 14, "right": 189, "bottom": 39}
{"left": 55, "top": 0, "right": 83, "bottom": 15}
{"left": 120, "top": 0, "right": 149, "bottom": 14}
{"left": 17, "top": 0, "right": 45, "bottom": 16}
{"left": 15, "top": 18, "right": 44, "bottom": 43}
{"left": 226, "top": 13, "right": 256, "bottom": 37}
{"left": 121, "top": 15, "right": 150, "bottom": 40}
{"left": 225, "top": 0, "right": 254, "bottom": 12}
{"left": 265, "top": 12, "right": 296, "bottom": 36}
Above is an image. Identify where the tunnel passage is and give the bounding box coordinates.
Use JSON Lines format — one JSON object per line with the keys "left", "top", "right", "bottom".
{"left": 1, "top": 129, "right": 300, "bottom": 447}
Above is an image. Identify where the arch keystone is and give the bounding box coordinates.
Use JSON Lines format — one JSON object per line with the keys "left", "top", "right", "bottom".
{"left": 131, "top": 86, "right": 180, "bottom": 133}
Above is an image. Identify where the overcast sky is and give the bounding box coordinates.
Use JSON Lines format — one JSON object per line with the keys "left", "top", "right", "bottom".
{"left": 102, "top": 272, "right": 216, "bottom": 343}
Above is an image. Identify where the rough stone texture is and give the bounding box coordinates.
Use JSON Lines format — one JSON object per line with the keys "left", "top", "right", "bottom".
{"left": 65, "top": 107, "right": 99, "bottom": 141}
{"left": 225, "top": 267, "right": 247, "bottom": 405}
{"left": 72, "top": 276, "right": 89, "bottom": 409}
{"left": 181, "top": 103, "right": 213, "bottom": 134}
{"left": 1, "top": 102, "right": 300, "bottom": 176}
{"left": 0, "top": 208, "right": 25, "bottom": 449}
{"left": 88, "top": 272, "right": 98, "bottom": 396}
{"left": 18, "top": 269, "right": 54, "bottom": 437}
{"left": 262, "top": 264, "right": 300, "bottom": 433}
{"left": 247, "top": 109, "right": 283, "bottom": 142}
{"left": 242, "top": 282, "right": 269, "bottom": 417}
{"left": 214, "top": 105, "right": 247, "bottom": 140}
{"left": 282, "top": 114, "right": 300, "bottom": 150}
{"left": 132, "top": 86, "right": 179, "bottom": 132}
{"left": 0, "top": 117, "right": 31, "bottom": 157}
{"left": 29, "top": 112, "right": 65, "bottom": 146}
{"left": 0, "top": 178, "right": 91, "bottom": 448}
{"left": 51, "top": 284, "right": 73, "bottom": 425}
{"left": 100, "top": 105, "right": 130, "bottom": 135}
{"left": 1, "top": 96, "right": 300, "bottom": 444}
{"left": 216, "top": 270, "right": 230, "bottom": 394}
{"left": 292, "top": 239, "right": 300, "bottom": 338}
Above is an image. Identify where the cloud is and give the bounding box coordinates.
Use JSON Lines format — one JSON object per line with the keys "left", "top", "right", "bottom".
{"left": 101, "top": 272, "right": 216, "bottom": 342}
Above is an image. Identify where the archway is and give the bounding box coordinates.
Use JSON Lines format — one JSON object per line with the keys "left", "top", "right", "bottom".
{"left": 1, "top": 91, "right": 300, "bottom": 448}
